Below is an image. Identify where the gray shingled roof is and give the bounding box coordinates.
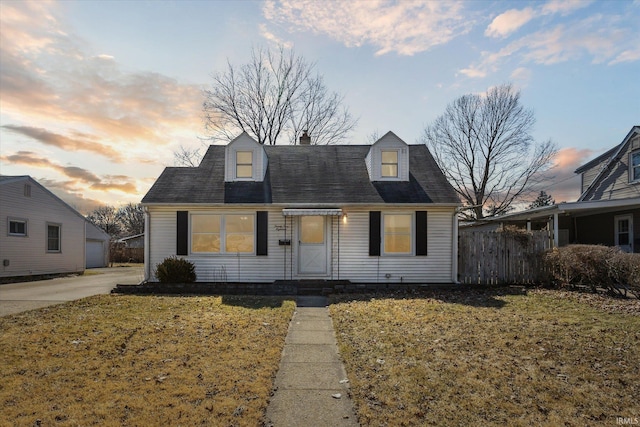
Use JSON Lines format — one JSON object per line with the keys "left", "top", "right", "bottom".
{"left": 142, "top": 144, "right": 459, "bottom": 205}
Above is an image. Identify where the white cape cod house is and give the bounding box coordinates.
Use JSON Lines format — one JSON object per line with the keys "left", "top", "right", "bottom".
{"left": 141, "top": 132, "right": 460, "bottom": 284}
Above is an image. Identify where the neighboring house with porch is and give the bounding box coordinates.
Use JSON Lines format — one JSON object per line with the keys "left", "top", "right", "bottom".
{"left": 463, "top": 126, "right": 640, "bottom": 252}
{"left": 0, "top": 175, "right": 86, "bottom": 277}
{"left": 142, "top": 131, "right": 460, "bottom": 284}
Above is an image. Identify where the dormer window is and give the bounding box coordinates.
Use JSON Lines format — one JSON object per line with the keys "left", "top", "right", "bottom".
{"left": 631, "top": 151, "right": 640, "bottom": 182}
{"left": 236, "top": 151, "right": 253, "bottom": 179}
{"left": 224, "top": 133, "right": 267, "bottom": 182}
{"left": 381, "top": 150, "right": 398, "bottom": 178}
{"left": 366, "top": 132, "right": 409, "bottom": 182}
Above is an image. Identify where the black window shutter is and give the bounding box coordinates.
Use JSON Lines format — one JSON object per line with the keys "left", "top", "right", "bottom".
{"left": 415, "top": 211, "right": 428, "bottom": 256}
{"left": 369, "top": 211, "right": 381, "bottom": 256}
{"left": 176, "top": 211, "right": 188, "bottom": 256}
{"left": 257, "top": 211, "right": 268, "bottom": 256}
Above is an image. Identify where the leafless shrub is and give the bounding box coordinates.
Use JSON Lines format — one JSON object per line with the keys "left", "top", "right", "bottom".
{"left": 544, "top": 245, "right": 640, "bottom": 298}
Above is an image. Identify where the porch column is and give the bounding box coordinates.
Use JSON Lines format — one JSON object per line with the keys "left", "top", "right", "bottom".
{"left": 553, "top": 213, "right": 559, "bottom": 248}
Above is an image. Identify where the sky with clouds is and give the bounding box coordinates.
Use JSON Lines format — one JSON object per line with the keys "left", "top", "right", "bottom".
{"left": 1, "top": 0, "right": 638, "bottom": 213}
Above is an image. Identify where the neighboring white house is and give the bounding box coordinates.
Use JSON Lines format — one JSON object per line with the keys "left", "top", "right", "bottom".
{"left": 142, "top": 132, "right": 461, "bottom": 284}
{"left": 86, "top": 221, "right": 110, "bottom": 268}
{"left": 0, "top": 175, "right": 86, "bottom": 278}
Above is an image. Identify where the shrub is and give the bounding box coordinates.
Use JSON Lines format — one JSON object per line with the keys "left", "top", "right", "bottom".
{"left": 154, "top": 256, "right": 196, "bottom": 283}
{"left": 544, "top": 244, "right": 640, "bottom": 297}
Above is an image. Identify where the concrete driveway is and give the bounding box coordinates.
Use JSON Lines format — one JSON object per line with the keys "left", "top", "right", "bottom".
{"left": 0, "top": 266, "right": 143, "bottom": 317}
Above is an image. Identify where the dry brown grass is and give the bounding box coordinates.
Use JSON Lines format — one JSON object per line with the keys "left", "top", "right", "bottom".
{"left": 0, "top": 295, "right": 295, "bottom": 426}
{"left": 330, "top": 288, "right": 640, "bottom": 426}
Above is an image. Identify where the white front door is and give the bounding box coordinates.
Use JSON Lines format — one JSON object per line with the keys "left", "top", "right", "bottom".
{"left": 298, "top": 216, "right": 328, "bottom": 275}
{"left": 615, "top": 214, "right": 633, "bottom": 253}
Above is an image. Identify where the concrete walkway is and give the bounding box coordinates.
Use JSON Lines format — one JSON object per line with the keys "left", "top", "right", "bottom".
{"left": 265, "top": 296, "right": 359, "bottom": 427}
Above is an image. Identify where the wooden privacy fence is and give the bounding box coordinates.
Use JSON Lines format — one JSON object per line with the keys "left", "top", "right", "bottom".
{"left": 458, "top": 230, "right": 552, "bottom": 285}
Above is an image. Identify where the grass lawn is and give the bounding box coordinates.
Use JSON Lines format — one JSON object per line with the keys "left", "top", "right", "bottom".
{"left": 0, "top": 294, "right": 295, "bottom": 426}
{"left": 330, "top": 288, "right": 640, "bottom": 426}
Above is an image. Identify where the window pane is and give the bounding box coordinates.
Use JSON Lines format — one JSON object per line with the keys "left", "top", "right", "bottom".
{"left": 381, "top": 151, "right": 398, "bottom": 164}
{"left": 633, "top": 153, "right": 640, "bottom": 180}
{"left": 301, "top": 216, "right": 324, "bottom": 244}
{"left": 385, "top": 215, "right": 411, "bottom": 233}
{"left": 47, "top": 225, "right": 60, "bottom": 251}
{"left": 618, "top": 219, "right": 629, "bottom": 233}
{"left": 226, "top": 234, "right": 254, "bottom": 253}
{"left": 236, "top": 165, "right": 253, "bottom": 178}
{"left": 236, "top": 151, "right": 252, "bottom": 164}
{"left": 381, "top": 164, "right": 398, "bottom": 177}
{"left": 384, "top": 235, "right": 411, "bottom": 253}
{"left": 226, "top": 215, "right": 254, "bottom": 233}
{"left": 192, "top": 234, "right": 220, "bottom": 253}
{"left": 619, "top": 233, "right": 629, "bottom": 245}
{"left": 10, "top": 221, "right": 26, "bottom": 235}
{"left": 192, "top": 215, "right": 220, "bottom": 233}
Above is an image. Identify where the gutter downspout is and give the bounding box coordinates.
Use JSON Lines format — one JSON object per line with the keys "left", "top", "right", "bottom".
{"left": 143, "top": 207, "right": 150, "bottom": 282}
{"left": 452, "top": 211, "right": 459, "bottom": 284}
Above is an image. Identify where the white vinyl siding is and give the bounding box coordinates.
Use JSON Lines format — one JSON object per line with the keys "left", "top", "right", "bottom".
{"left": 147, "top": 205, "right": 455, "bottom": 283}
{"left": 148, "top": 206, "right": 285, "bottom": 283}
{"left": 333, "top": 208, "right": 454, "bottom": 283}
{"left": 0, "top": 178, "right": 85, "bottom": 277}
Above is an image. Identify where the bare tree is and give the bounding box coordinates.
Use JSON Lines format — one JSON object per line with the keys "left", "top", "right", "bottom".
{"left": 117, "top": 203, "right": 145, "bottom": 236}
{"left": 173, "top": 144, "right": 202, "bottom": 167}
{"left": 203, "top": 45, "right": 357, "bottom": 146}
{"left": 86, "top": 205, "right": 121, "bottom": 237}
{"left": 422, "top": 84, "right": 557, "bottom": 220}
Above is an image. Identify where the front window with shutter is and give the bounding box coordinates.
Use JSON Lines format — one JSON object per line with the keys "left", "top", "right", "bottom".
{"left": 383, "top": 214, "right": 412, "bottom": 254}
{"left": 190, "top": 214, "right": 255, "bottom": 254}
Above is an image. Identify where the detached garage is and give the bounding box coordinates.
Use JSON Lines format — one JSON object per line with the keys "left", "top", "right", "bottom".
{"left": 86, "top": 221, "right": 110, "bottom": 268}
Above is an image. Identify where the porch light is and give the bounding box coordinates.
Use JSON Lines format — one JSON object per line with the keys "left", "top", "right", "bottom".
{"left": 343, "top": 213, "right": 348, "bottom": 224}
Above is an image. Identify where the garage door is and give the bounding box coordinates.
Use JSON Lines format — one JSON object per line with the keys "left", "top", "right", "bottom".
{"left": 86, "top": 241, "right": 105, "bottom": 268}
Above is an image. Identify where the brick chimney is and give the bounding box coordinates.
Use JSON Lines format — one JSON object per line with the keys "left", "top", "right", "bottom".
{"left": 299, "top": 130, "right": 311, "bottom": 145}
